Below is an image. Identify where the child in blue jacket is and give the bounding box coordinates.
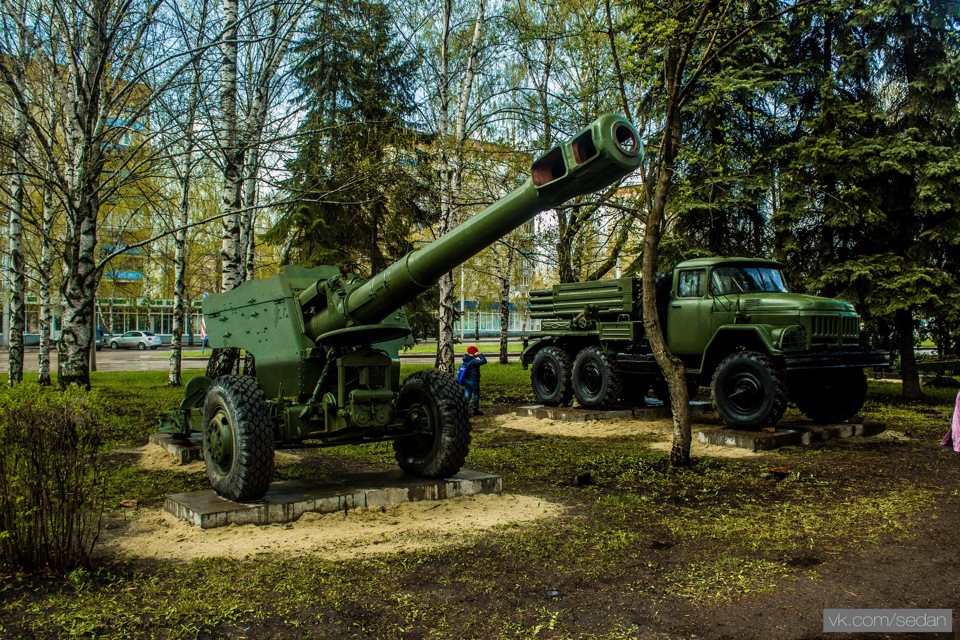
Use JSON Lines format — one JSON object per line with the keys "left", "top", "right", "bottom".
{"left": 461, "top": 345, "right": 487, "bottom": 415}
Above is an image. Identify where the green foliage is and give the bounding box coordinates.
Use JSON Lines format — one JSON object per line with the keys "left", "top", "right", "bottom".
{"left": 773, "top": 0, "right": 960, "bottom": 335}
{"left": 0, "top": 385, "right": 106, "bottom": 573}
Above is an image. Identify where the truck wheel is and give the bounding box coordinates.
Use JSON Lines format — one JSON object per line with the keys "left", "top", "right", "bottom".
{"left": 531, "top": 346, "right": 574, "bottom": 406}
{"left": 791, "top": 368, "right": 867, "bottom": 423}
{"left": 394, "top": 370, "right": 471, "bottom": 478}
{"left": 711, "top": 351, "right": 788, "bottom": 429}
{"left": 572, "top": 346, "right": 621, "bottom": 409}
{"left": 202, "top": 375, "right": 275, "bottom": 501}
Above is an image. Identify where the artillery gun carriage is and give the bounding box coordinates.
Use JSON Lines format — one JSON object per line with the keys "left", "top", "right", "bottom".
{"left": 161, "top": 114, "right": 643, "bottom": 501}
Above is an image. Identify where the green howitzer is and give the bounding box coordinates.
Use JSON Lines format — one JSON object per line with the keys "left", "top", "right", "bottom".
{"left": 160, "top": 114, "right": 643, "bottom": 501}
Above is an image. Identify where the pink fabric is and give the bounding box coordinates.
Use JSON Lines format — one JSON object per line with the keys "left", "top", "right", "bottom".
{"left": 942, "top": 390, "right": 960, "bottom": 452}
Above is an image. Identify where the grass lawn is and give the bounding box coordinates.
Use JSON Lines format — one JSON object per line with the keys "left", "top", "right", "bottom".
{"left": 1, "top": 365, "right": 958, "bottom": 639}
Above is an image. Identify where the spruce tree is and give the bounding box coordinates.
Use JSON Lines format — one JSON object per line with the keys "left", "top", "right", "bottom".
{"left": 774, "top": 0, "right": 960, "bottom": 399}
{"left": 276, "top": 0, "right": 431, "bottom": 276}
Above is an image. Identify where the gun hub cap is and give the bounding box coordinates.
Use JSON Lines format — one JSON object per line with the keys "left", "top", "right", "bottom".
{"left": 205, "top": 408, "right": 235, "bottom": 474}
{"left": 405, "top": 403, "right": 436, "bottom": 436}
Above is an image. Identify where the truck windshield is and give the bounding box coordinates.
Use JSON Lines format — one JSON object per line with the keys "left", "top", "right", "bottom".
{"left": 710, "top": 266, "right": 789, "bottom": 295}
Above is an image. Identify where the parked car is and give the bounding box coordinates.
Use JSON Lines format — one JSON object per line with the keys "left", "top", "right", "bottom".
{"left": 109, "top": 330, "right": 163, "bottom": 350}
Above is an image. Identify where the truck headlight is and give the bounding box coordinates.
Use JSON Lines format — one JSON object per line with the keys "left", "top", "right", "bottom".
{"left": 777, "top": 325, "right": 805, "bottom": 351}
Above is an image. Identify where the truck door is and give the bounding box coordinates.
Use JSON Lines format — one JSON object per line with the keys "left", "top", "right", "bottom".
{"left": 666, "top": 268, "right": 710, "bottom": 356}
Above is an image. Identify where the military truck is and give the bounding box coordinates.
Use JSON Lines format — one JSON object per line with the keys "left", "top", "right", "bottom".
{"left": 522, "top": 257, "right": 888, "bottom": 429}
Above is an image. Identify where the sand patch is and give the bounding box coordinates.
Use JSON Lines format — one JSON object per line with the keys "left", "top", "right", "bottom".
{"left": 100, "top": 493, "right": 560, "bottom": 562}
{"left": 128, "top": 444, "right": 303, "bottom": 473}
{"left": 494, "top": 414, "right": 762, "bottom": 459}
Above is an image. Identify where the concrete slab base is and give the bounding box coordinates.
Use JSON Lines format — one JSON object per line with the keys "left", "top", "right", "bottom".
{"left": 697, "top": 421, "right": 886, "bottom": 452}
{"left": 165, "top": 469, "right": 502, "bottom": 529}
{"left": 149, "top": 433, "right": 203, "bottom": 465}
{"left": 517, "top": 400, "right": 714, "bottom": 423}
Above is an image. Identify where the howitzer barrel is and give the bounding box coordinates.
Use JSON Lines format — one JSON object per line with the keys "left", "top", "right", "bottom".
{"left": 304, "top": 113, "right": 643, "bottom": 340}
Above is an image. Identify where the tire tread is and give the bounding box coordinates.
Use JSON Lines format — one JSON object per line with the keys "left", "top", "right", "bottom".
{"left": 393, "top": 370, "right": 471, "bottom": 478}
{"left": 203, "top": 374, "right": 274, "bottom": 501}
{"left": 531, "top": 346, "right": 574, "bottom": 406}
{"left": 572, "top": 346, "right": 621, "bottom": 409}
{"left": 710, "top": 351, "right": 788, "bottom": 429}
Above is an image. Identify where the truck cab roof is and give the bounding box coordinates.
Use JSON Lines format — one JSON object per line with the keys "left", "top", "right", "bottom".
{"left": 674, "top": 256, "right": 785, "bottom": 270}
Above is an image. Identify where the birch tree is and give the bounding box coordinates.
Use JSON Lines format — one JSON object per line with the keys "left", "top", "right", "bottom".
{"left": 401, "top": 0, "right": 488, "bottom": 372}
{"left": 507, "top": 0, "right": 640, "bottom": 285}
{"left": 37, "top": 156, "right": 59, "bottom": 385}
{"left": 0, "top": 0, "right": 221, "bottom": 387}
{"left": 162, "top": 0, "right": 212, "bottom": 386}
{"left": 218, "top": 0, "right": 305, "bottom": 292}
{"left": 237, "top": 0, "right": 305, "bottom": 282}
{"left": 219, "top": 0, "right": 244, "bottom": 292}
{"left": 0, "top": 0, "right": 30, "bottom": 384}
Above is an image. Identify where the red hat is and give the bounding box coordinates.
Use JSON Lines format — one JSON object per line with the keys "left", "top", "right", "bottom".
{"left": 467, "top": 345, "right": 479, "bottom": 355}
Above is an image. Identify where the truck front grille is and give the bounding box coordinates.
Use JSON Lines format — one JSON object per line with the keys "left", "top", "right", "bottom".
{"left": 810, "top": 315, "right": 860, "bottom": 346}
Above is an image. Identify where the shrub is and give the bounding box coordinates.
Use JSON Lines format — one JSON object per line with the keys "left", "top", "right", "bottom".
{"left": 0, "top": 385, "right": 106, "bottom": 572}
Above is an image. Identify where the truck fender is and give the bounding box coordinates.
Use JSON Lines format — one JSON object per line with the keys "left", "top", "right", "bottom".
{"left": 521, "top": 338, "right": 552, "bottom": 369}
{"left": 700, "top": 325, "right": 778, "bottom": 380}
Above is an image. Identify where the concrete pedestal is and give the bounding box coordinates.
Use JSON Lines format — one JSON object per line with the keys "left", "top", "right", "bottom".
{"left": 149, "top": 433, "right": 203, "bottom": 465}
{"left": 517, "top": 400, "right": 714, "bottom": 423}
{"left": 165, "top": 469, "right": 502, "bottom": 529}
{"left": 697, "top": 421, "right": 885, "bottom": 452}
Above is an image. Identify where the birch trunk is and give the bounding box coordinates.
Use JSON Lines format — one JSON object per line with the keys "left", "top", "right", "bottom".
{"left": 643, "top": 46, "right": 691, "bottom": 467}
{"left": 58, "top": 198, "right": 100, "bottom": 388}
{"left": 435, "top": 0, "right": 484, "bottom": 373}
{"left": 57, "top": 1, "right": 107, "bottom": 389}
{"left": 497, "top": 248, "right": 514, "bottom": 365}
{"left": 237, "top": 3, "right": 292, "bottom": 283}
{"left": 434, "top": 0, "right": 455, "bottom": 372}
{"left": 38, "top": 178, "right": 55, "bottom": 385}
{"left": 169, "top": 0, "right": 210, "bottom": 382}
{"left": 169, "top": 141, "right": 193, "bottom": 386}
{"left": 6, "top": 81, "right": 27, "bottom": 385}
{"left": 239, "top": 150, "right": 258, "bottom": 281}
{"left": 220, "top": 0, "right": 244, "bottom": 292}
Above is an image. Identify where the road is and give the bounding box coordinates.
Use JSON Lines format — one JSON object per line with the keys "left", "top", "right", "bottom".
{"left": 0, "top": 345, "right": 518, "bottom": 374}
{"left": 0, "top": 346, "right": 211, "bottom": 374}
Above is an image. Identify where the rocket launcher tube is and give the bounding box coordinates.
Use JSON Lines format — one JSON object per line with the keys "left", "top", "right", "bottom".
{"left": 305, "top": 114, "right": 642, "bottom": 340}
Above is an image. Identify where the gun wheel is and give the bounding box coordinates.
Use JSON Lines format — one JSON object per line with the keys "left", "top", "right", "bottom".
{"left": 202, "top": 375, "right": 274, "bottom": 501}
{"left": 711, "top": 351, "right": 788, "bottom": 429}
{"left": 572, "top": 346, "right": 621, "bottom": 409}
{"left": 531, "top": 346, "right": 573, "bottom": 406}
{"left": 394, "top": 370, "right": 471, "bottom": 478}
{"left": 790, "top": 368, "right": 867, "bottom": 423}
